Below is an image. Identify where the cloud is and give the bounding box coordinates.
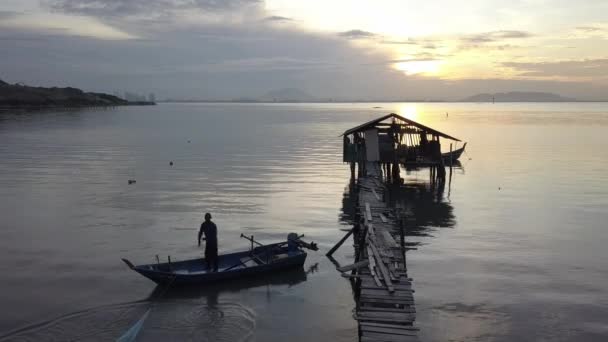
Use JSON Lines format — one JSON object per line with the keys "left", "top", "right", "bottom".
{"left": 576, "top": 26, "right": 604, "bottom": 33}
{"left": 0, "top": 11, "right": 21, "bottom": 20}
{"left": 0, "top": 12, "right": 138, "bottom": 40}
{"left": 571, "top": 24, "right": 608, "bottom": 39}
{"left": 45, "top": 0, "right": 261, "bottom": 17}
{"left": 338, "top": 29, "right": 377, "bottom": 39}
{"left": 503, "top": 58, "right": 608, "bottom": 78}
{"left": 169, "top": 57, "right": 338, "bottom": 73}
{"left": 388, "top": 58, "right": 439, "bottom": 64}
{"left": 462, "top": 30, "right": 533, "bottom": 44}
{"left": 264, "top": 15, "right": 292, "bottom": 22}
{"left": 380, "top": 39, "right": 417, "bottom": 45}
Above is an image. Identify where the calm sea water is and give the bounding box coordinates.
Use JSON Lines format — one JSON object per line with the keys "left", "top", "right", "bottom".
{"left": 0, "top": 102, "right": 607, "bottom": 341}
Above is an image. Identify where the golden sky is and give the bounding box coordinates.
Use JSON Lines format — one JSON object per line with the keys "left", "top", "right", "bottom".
{"left": 266, "top": 0, "right": 608, "bottom": 82}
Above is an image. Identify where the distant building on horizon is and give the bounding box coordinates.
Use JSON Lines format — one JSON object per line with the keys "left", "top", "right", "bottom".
{"left": 124, "top": 91, "right": 146, "bottom": 102}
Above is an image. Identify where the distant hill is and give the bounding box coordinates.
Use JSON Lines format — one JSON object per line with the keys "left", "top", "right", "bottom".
{"left": 0, "top": 79, "right": 155, "bottom": 107}
{"left": 462, "top": 91, "right": 576, "bottom": 102}
{"left": 258, "top": 88, "right": 316, "bottom": 102}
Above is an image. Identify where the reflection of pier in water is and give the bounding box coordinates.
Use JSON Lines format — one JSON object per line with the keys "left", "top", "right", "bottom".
{"left": 342, "top": 175, "right": 458, "bottom": 240}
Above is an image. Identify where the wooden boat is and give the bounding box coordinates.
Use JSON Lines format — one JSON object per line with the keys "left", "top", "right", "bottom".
{"left": 122, "top": 234, "right": 317, "bottom": 286}
{"left": 442, "top": 142, "right": 467, "bottom": 162}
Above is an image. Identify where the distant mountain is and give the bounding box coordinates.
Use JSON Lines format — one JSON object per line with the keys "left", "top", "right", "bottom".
{"left": 462, "top": 91, "right": 576, "bottom": 102}
{"left": 258, "top": 88, "right": 316, "bottom": 102}
{"left": 0, "top": 80, "right": 155, "bottom": 107}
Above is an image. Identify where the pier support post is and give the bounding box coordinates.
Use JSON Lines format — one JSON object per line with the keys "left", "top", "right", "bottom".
{"left": 391, "top": 162, "right": 400, "bottom": 182}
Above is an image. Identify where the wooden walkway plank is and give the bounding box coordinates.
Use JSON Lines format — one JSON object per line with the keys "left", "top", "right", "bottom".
{"left": 360, "top": 326, "right": 418, "bottom": 337}
{"left": 351, "top": 162, "right": 418, "bottom": 342}
{"left": 360, "top": 322, "right": 419, "bottom": 331}
{"left": 361, "top": 337, "right": 419, "bottom": 342}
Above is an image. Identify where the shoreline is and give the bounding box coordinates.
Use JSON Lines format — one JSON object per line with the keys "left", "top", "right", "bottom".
{"left": 0, "top": 102, "right": 155, "bottom": 111}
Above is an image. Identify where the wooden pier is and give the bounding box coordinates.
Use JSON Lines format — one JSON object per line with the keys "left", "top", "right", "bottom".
{"left": 329, "top": 113, "right": 464, "bottom": 341}
{"left": 350, "top": 162, "right": 419, "bottom": 342}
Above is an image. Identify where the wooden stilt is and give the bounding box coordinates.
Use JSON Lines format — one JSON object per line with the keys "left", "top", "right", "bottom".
{"left": 326, "top": 227, "right": 355, "bottom": 257}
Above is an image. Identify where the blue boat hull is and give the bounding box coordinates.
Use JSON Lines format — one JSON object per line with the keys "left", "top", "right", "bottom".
{"left": 123, "top": 243, "right": 307, "bottom": 286}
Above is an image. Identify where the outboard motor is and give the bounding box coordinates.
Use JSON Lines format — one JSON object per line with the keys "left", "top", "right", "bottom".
{"left": 287, "top": 232, "right": 299, "bottom": 253}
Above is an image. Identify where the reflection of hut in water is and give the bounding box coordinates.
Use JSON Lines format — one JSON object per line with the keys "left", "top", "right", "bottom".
{"left": 388, "top": 182, "right": 456, "bottom": 238}
{"left": 339, "top": 182, "right": 358, "bottom": 226}
{"left": 343, "top": 113, "right": 464, "bottom": 181}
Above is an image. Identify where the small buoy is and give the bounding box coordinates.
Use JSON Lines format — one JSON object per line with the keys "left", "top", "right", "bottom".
{"left": 128, "top": 179, "right": 136, "bottom": 184}
{"left": 170, "top": 161, "right": 173, "bottom": 166}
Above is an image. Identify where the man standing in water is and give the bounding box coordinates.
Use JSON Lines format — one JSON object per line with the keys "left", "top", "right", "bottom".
{"left": 198, "top": 213, "right": 218, "bottom": 272}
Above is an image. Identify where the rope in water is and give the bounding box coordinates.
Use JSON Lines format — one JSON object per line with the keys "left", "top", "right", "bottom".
{"left": 116, "top": 275, "right": 177, "bottom": 342}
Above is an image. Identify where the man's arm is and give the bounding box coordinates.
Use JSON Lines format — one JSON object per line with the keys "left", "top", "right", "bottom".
{"left": 198, "top": 224, "right": 204, "bottom": 246}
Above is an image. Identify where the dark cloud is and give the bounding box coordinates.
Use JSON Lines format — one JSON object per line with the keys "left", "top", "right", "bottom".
{"left": 0, "top": 10, "right": 20, "bottom": 19}
{"left": 380, "top": 39, "right": 418, "bottom": 45}
{"left": 492, "top": 30, "right": 533, "bottom": 38}
{"left": 45, "top": 0, "right": 261, "bottom": 17}
{"left": 264, "top": 15, "right": 292, "bottom": 22}
{"left": 463, "top": 30, "right": 533, "bottom": 44}
{"left": 338, "top": 29, "right": 377, "bottom": 39}
{"left": 503, "top": 59, "right": 608, "bottom": 77}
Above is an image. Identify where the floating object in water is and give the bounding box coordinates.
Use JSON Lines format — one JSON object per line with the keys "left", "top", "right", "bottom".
{"left": 498, "top": 187, "right": 501, "bottom": 190}
{"left": 116, "top": 308, "right": 150, "bottom": 342}
{"left": 373, "top": 106, "right": 382, "bottom": 109}
{"left": 187, "top": 140, "right": 191, "bottom": 143}
{"left": 169, "top": 161, "right": 173, "bottom": 166}
{"left": 128, "top": 180, "right": 136, "bottom": 184}
{"left": 122, "top": 233, "right": 317, "bottom": 286}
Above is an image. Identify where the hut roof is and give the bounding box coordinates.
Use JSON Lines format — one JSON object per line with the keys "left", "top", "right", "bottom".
{"left": 342, "top": 113, "right": 460, "bottom": 141}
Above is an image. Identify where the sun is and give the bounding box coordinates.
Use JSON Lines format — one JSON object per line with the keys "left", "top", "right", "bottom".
{"left": 398, "top": 104, "right": 419, "bottom": 121}
{"left": 394, "top": 60, "right": 441, "bottom": 76}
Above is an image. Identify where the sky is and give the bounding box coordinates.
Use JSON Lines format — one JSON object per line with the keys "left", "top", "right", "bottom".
{"left": 0, "top": 0, "right": 607, "bottom": 100}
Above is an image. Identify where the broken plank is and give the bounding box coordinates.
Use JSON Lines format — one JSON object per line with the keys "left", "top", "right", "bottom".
{"left": 337, "top": 260, "right": 369, "bottom": 272}
{"left": 368, "top": 239, "right": 395, "bottom": 292}
{"left": 371, "top": 187, "right": 382, "bottom": 201}
{"left": 326, "top": 227, "right": 354, "bottom": 257}
{"left": 365, "top": 202, "right": 373, "bottom": 222}
{"left": 366, "top": 246, "right": 383, "bottom": 287}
